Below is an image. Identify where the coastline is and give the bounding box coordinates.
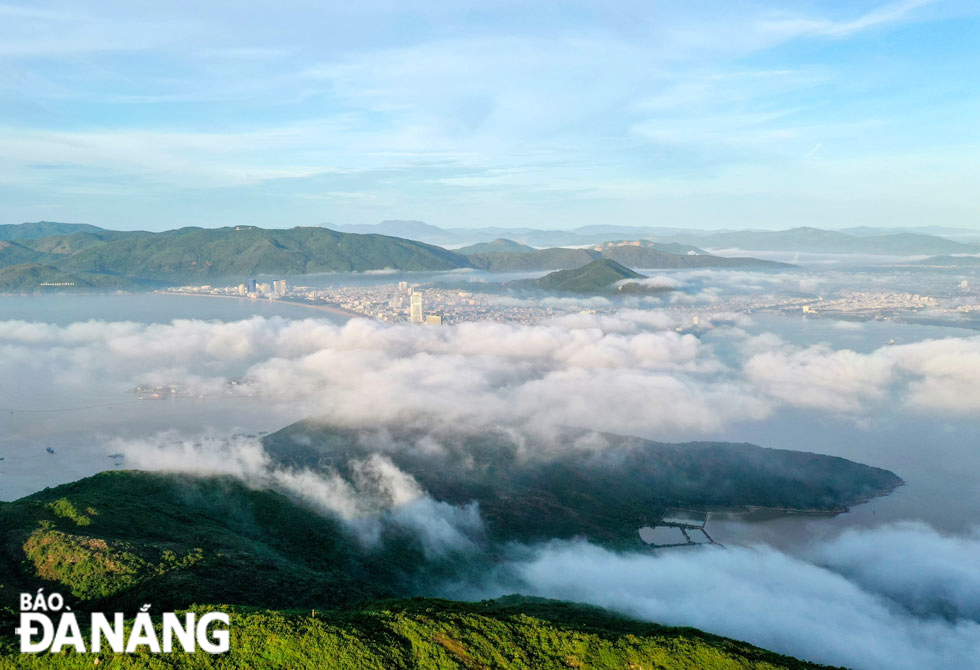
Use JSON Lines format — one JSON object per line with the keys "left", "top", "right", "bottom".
{"left": 156, "top": 290, "right": 368, "bottom": 321}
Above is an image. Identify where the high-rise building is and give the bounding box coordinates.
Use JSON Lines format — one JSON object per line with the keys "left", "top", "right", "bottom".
{"left": 425, "top": 314, "right": 442, "bottom": 326}
{"left": 398, "top": 281, "right": 408, "bottom": 292}
{"left": 246, "top": 278, "right": 257, "bottom": 293}
{"left": 410, "top": 293, "right": 424, "bottom": 323}
{"left": 273, "top": 279, "right": 287, "bottom": 295}
{"left": 237, "top": 284, "right": 247, "bottom": 296}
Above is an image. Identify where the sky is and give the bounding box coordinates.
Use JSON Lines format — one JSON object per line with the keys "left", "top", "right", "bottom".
{"left": 1, "top": 0, "right": 978, "bottom": 231}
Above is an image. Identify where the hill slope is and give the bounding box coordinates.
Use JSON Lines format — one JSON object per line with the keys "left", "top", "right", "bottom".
{"left": 0, "top": 227, "right": 473, "bottom": 287}
{"left": 0, "top": 263, "right": 135, "bottom": 291}
{"left": 469, "top": 246, "right": 791, "bottom": 272}
{"left": 0, "top": 597, "right": 832, "bottom": 669}
{"left": 54, "top": 226, "right": 472, "bottom": 279}
{"left": 667, "top": 227, "right": 979, "bottom": 255}
{"left": 0, "top": 471, "right": 837, "bottom": 669}
{"left": 0, "top": 471, "right": 388, "bottom": 614}
{"left": 264, "top": 422, "right": 902, "bottom": 547}
{"left": 509, "top": 258, "right": 647, "bottom": 293}
{"left": 0, "top": 221, "right": 105, "bottom": 241}
{"left": 456, "top": 238, "right": 537, "bottom": 255}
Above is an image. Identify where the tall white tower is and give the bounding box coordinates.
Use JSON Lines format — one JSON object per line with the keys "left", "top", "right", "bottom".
{"left": 410, "top": 293, "right": 424, "bottom": 324}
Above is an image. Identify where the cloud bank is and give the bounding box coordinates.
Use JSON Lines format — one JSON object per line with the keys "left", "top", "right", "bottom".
{"left": 3, "top": 314, "right": 980, "bottom": 446}
{"left": 466, "top": 525, "right": 980, "bottom": 670}
{"left": 109, "top": 427, "right": 980, "bottom": 670}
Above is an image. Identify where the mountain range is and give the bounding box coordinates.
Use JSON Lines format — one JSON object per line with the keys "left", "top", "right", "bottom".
{"left": 3, "top": 218, "right": 974, "bottom": 291}
{"left": 0, "top": 223, "right": 788, "bottom": 291}
{"left": 463, "top": 240, "right": 791, "bottom": 273}
{"left": 330, "top": 221, "right": 980, "bottom": 254}
{"left": 0, "top": 225, "right": 468, "bottom": 289}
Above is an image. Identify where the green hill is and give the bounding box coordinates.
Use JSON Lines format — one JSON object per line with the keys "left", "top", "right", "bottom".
{"left": 51, "top": 226, "right": 471, "bottom": 280}
{"left": 0, "top": 223, "right": 794, "bottom": 289}
{"left": 0, "top": 240, "right": 42, "bottom": 267}
{"left": 0, "top": 226, "right": 473, "bottom": 287}
{"left": 264, "top": 422, "right": 902, "bottom": 547}
{"left": 469, "top": 246, "right": 791, "bottom": 273}
{"left": 0, "top": 471, "right": 838, "bottom": 669}
{"left": 18, "top": 230, "right": 152, "bottom": 255}
{"left": 667, "top": 227, "right": 979, "bottom": 255}
{"left": 0, "top": 471, "right": 391, "bottom": 614}
{"left": 601, "top": 244, "right": 790, "bottom": 269}
{"left": 468, "top": 247, "right": 599, "bottom": 272}
{"left": 0, "top": 597, "right": 833, "bottom": 669}
{"left": 509, "top": 258, "right": 647, "bottom": 293}
{"left": 0, "top": 221, "right": 105, "bottom": 241}
{"left": 456, "top": 238, "right": 537, "bottom": 255}
{"left": 0, "top": 263, "right": 135, "bottom": 292}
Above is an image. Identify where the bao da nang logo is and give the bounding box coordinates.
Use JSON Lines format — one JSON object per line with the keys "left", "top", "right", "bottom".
{"left": 15, "top": 590, "right": 230, "bottom": 654}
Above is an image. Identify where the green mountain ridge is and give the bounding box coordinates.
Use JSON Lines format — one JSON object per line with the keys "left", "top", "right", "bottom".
{"left": 0, "top": 597, "right": 835, "bottom": 670}
{"left": 0, "top": 223, "right": 791, "bottom": 291}
{"left": 469, "top": 245, "right": 792, "bottom": 273}
{"left": 0, "top": 222, "right": 106, "bottom": 241}
{"left": 667, "top": 227, "right": 979, "bottom": 255}
{"left": 508, "top": 258, "right": 650, "bottom": 293}
{"left": 455, "top": 238, "right": 537, "bottom": 254}
{"left": 0, "top": 263, "right": 136, "bottom": 291}
{"left": 330, "top": 220, "right": 980, "bottom": 252}
{"left": 263, "top": 422, "right": 902, "bottom": 547}
{"left": 51, "top": 226, "right": 470, "bottom": 280}
{"left": 0, "top": 464, "right": 853, "bottom": 669}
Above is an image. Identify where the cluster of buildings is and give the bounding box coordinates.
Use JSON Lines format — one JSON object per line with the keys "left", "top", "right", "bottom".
{"left": 160, "top": 278, "right": 596, "bottom": 325}
{"left": 159, "top": 272, "right": 980, "bottom": 329}
{"left": 683, "top": 279, "right": 980, "bottom": 328}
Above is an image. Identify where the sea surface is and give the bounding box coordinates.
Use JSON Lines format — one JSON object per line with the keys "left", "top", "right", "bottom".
{"left": 0, "top": 292, "right": 351, "bottom": 325}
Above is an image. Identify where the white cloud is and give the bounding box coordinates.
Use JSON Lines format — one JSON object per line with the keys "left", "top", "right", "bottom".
{"left": 4, "top": 316, "right": 980, "bottom": 445}
{"left": 116, "top": 431, "right": 483, "bottom": 554}
{"left": 469, "top": 525, "right": 980, "bottom": 670}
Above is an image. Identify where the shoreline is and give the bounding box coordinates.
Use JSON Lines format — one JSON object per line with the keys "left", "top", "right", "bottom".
{"left": 155, "top": 291, "right": 368, "bottom": 320}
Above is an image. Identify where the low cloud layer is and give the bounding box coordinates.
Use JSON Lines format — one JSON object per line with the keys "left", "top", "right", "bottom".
{"left": 109, "top": 427, "right": 980, "bottom": 670}
{"left": 117, "top": 431, "right": 483, "bottom": 555}
{"left": 465, "top": 525, "right": 980, "bottom": 670}
{"left": 6, "top": 308, "right": 971, "bottom": 670}
{"left": 2, "top": 314, "right": 979, "bottom": 446}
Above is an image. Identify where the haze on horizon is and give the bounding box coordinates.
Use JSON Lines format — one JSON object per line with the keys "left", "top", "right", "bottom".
{"left": 2, "top": 0, "right": 979, "bottom": 232}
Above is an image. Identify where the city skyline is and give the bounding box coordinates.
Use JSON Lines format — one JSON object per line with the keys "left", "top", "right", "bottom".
{"left": 1, "top": 1, "right": 978, "bottom": 231}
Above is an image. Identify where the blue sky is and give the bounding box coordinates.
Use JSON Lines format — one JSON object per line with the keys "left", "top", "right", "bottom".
{"left": 1, "top": 0, "right": 978, "bottom": 231}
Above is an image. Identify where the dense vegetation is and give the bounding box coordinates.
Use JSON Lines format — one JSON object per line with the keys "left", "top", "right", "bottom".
{"left": 0, "top": 222, "right": 105, "bottom": 241}
{"left": 455, "top": 238, "right": 536, "bottom": 255}
{"left": 0, "top": 263, "right": 135, "bottom": 291}
{"left": 0, "top": 472, "right": 393, "bottom": 615}
{"left": 0, "top": 223, "right": 793, "bottom": 290}
{"left": 0, "top": 226, "right": 471, "bottom": 289}
{"left": 468, "top": 245, "right": 790, "bottom": 273}
{"left": 264, "top": 422, "right": 903, "bottom": 547}
{"left": 0, "top": 470, "right": 842, "bottom": 669}
{"left": 0, "top": 598, "right": 838, "bottom": 669}
{"left": 507, "top": 258, "right": 649, "bottom": 293}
